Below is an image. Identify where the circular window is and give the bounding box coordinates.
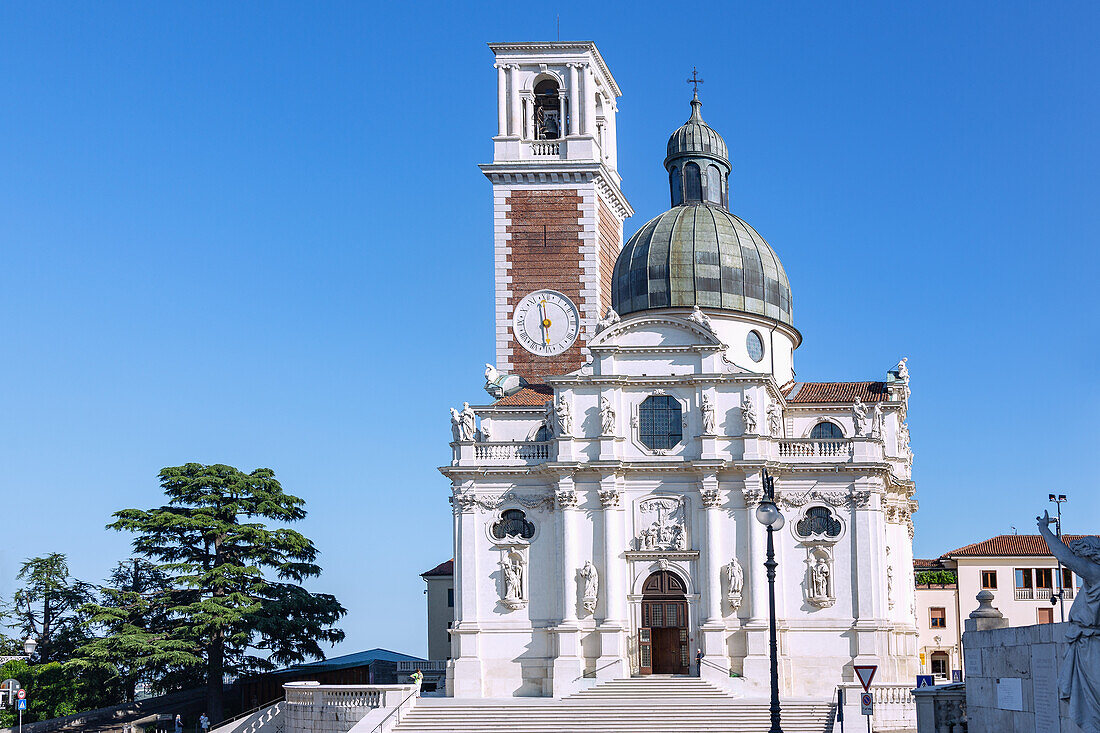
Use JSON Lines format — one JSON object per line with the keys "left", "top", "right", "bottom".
{"left": 746, "top": 331, "right": 764, "bottom": 362}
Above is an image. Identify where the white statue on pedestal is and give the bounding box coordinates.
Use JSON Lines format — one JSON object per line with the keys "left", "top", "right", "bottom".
{"left": 458, "top": 402, "right": 477, "bottom": 441}
{"left": 872, "top": 402, "right": 884, "bottom": 439}
{"left": 579, "top": 560, "right": 599, "bottom": 615}
{"left": 725, "top": 557, "right": 743, "bottom": 610}
{"left": 767, "top": 401, "right": 783, "bottom": 437}
{"left": 1038, "top": 510, "right": 1100, "bottom": 733}
{"left": 555, "top": 395, "right": 573, "bottom": 437}
{"left": 689, "top": 305, "right": 714, "bottom": 333}
{"left": 595, "top": 306, "right": 620, "bottom": 333}
{"left": 501, "top": 553, "right": 526, "bottom": 610}
{"left": 741, "top": 394, "right": 758, "bottom": 434}
{"left": 852, "top": 397, "right": 868, "bottom": 436}
{"left": 600, "top": 397, "right": 616, "bottom": 436}
{"left": 449, "top": 408, "right": 462, "bottom": 441}
{"left": 701, "top": 395, "right": 716, "bottom": 434}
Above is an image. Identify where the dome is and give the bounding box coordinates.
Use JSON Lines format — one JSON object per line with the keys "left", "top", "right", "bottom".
{"left": 665, "top": 93, "right": 729, "bottom": 167}
{"left": 611, "top": 204, "right": 794, "bottom": 326}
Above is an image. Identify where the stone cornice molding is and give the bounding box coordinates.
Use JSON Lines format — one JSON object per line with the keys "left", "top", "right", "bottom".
{"left": 487, "top": 41, "right": 622, "bottom": 97}
{"left": 587, "top": 313, "right": 723, "bottom": 350}
{"left": 480, "top": 163, "right": 632, "bottom": 219}
{"left": 439, "top": 458, "right": 903, "bottom": 481}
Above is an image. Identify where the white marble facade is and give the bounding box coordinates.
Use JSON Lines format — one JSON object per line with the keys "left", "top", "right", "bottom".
{"left": 441, "top": 310, "right": 919, "bottom": 699}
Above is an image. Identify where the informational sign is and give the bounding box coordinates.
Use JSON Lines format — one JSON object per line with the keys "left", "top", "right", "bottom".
{"left": 16, "top": 699, "right": 26, "bottom": 711}
{"left": 996, "top": 677, "right": 1024, "bottom": 712}
{"left": 860, "top": 692, "right": 873, "bottom": 715}
{"left": 1032, "top": 645, "right": 1059, "bottom": 732}
{"left": 916, "top": 675, "right": 935, "bottom": 688}
{"left": 952, "top": 669, "right": 963, "bottom": 682}
{"left": 854, "top": 665, "right": 877, "bottom": 691}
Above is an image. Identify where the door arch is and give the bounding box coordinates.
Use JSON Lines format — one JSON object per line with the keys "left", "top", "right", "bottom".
{"left": 638, "top": 570, "right": 689, "bottom": 675}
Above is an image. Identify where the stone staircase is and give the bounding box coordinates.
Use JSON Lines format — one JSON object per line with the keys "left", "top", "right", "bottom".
{"left": 392, "top": 677, "right": 836, "bottom": 732}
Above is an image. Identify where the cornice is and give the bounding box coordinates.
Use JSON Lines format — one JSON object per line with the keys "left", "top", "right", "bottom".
{"left": 486, "top": 41, "right": 622, "bottom": 97}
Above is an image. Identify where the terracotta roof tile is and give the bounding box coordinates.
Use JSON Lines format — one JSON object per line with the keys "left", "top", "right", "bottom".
{"left": 914, "top": 558, "right": 945, "bottom": 569}
{"left": 942, "top": 534, "right": 1098, "bottom": 558}
{"left": 783, "top": 381, "right": 889, "bottom": 404}
{"left": 421, "top": 559, "right": 454, "bottom": 577}
{"left": 493, "top": 383, "right": 554, "bottom": 407}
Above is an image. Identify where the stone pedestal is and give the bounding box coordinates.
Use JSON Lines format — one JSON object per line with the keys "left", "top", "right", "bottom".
{"left": 699, "top": 623, "right": 728, "bottom": 684}
{"left": 596, "top": 623, "right": 629, "bottom": 680}
{"left": 551, "top": 625, "right": 584, "bottom": 697}
{"left": 598, "top": 435, "right": 622, "bottom": 461}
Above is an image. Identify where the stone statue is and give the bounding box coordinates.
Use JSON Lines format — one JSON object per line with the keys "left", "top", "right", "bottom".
{"left": 887, "top": 564, "right": 894, "bottom": 607}
{"left": 580, "top": 560, "right": 599, "bottom": 615}
{"left": 554, "top": 395, "right": 573, "bottom": 437}
{"left": 600, "top": 397, "right": 616, "bottom": 435}
{"left": 741, "top": 394, "right": 758, "bottom": 434}
{"left": 895, "top": 357, "right": 909, "bottom": 383}
{"left": 484, "top": 363, "right": 529, "bottom": 399}
{"left": 725, "top": 558, "right": 744, "bottom": 610}
{"left": 767, "top": 401, "right": 782, "bottom": 437}
{"left": 458, "top": 402, "right": 477, "bottom": 441}
{"left": 502, "top": 554, "right": 525, "bottom": 609}
{"left": 852, "top": 397, "right": 868, "bottom": 436}
{"left": 1038, "top": 510, "right": 1100, "bottom": 733}
{"left": 701, "top": 395, "right": 716, "bottom": 434}
{"left": 449, "top": 408, "right": 462, "bottom": 442}
{"left": 872, "top": 402, "right": 884, "bottom": 439}
{"left": 544, "top": 401, "right": 555, "bottom": 438}
{"left": 478, "top": 419, "right": 491, "bottom": 443}
{"left": 595, "top": 306, "right": 620, "bottom": 333}
{"left": 689, "top": 305, "right": 714, "bottom": 332}
{"left": 812, "top": 560, "right": 831, "bottom": 600}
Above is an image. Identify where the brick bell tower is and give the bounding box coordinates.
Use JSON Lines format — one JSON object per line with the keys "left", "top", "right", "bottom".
{"left": 481, "top": 42, "right": 633, "bottom": 381}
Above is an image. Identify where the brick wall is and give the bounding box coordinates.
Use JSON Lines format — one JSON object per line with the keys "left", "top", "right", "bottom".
{"left": 596, "top": 195, "right": 622, "bottom": 311}
{"left": 504, "top": 189, "right": 586, "bottom": 379}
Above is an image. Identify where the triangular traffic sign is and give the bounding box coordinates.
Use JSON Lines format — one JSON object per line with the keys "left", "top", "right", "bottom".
{"left": 854, "top": 665, "right": 877, "bottom": 691}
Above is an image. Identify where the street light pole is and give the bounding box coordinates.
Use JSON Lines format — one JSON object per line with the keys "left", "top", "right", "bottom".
{"left": 756, "top": 468, "right": 784, "bottom": 733}
{"left": 18, "top": 636, "right": 35, "bottom": 733}
{"left": 1048, "top": 494, "right": 1068, "bottom": 622}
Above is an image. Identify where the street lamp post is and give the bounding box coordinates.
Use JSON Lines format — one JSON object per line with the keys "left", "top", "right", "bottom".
{"left": 755, "top": 468, "right": 785, "bottom": 733}
{"left": 18, "top": 637, "right": 35, "bottom": 733}
{"left": 1048, "top": 494, "right": 1068, "bottom": 622}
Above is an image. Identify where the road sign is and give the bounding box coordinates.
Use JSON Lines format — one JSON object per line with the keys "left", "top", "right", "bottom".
{"left": 916, "top": 675, "right": 935, "bottom": 688}
{"left": 952, "top": 670, "right": 963, "bottom": 682}
{"left": 854, "top": 664, "right": 877, "bottom": 691}
{"left": 16, "top": 699, "right": 26, "bottom": 711}
{"left": 16, "top": 689, "right": 26, "bottom": 700}
{"left": 860, "top": 692, "right": 873, "bottom": 715}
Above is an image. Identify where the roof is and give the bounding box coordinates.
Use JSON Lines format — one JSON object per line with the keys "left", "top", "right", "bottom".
{"left": 277, "top": 648, "right": 424, "bottom": 676}
{"left": 421, "top": 559, "right": 454, "bottom": 577}
{"left": 493, "top": 383, "right": 553, "bottom": 407}
{"left": 783, "top": 381, "right": 889, "bottom": 404}
{"left": 914, "top": 558, "right": 947, "bottom": 569}
{"left": 666, "top": 95, "right": 729, "bottom": 166}
{"left": 942, "top": 534, "right": 1098, "bottom": 558}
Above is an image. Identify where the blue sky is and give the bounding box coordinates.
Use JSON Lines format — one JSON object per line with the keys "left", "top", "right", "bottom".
{"left": 1, "top": 2, "right": 1097, "bottom": 659}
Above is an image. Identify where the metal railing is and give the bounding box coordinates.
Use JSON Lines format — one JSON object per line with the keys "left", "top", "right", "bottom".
{"left": 396, "top": 660, "right": 446, "bottom": 673}
{"left": 370, "top": 688, "right": 418, "bottom": 733}
{"left": 699, "top": 657, "right": 735, "bottom": 677}
{"left": 211, "top": 697, "right": 284, "bottom": 731}
{"left": 576, "top": 659, "right": 624, "bottom": 681}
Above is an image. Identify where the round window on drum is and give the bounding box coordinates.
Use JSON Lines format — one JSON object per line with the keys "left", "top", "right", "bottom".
{"left": 746, "top": 331, "right": 765, "bottom": 362}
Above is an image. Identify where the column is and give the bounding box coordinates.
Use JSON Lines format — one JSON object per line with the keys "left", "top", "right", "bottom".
{"left": 740, "top": 474, "right": 771, "bottom": 690}
{"left": 605, "top": 99, "right": 618, "bottom": 169}
{"left": 700, "top": 473, "right": 727, "bottom": 683}
{"left": 450, "top": 486, "right": 483, "bottom": 697}
{"left": 557, "top": 85, "right": 567, "bottom": 140}
{"left": 496, "top": 64, "right": 507, "bottom": 136}
{"left": 508, "top": 65, "right": 522, "bottom": 138}
{"left": 551, "top": 475, "right": 584, "bottom": 695}
{"left": 582, "top": 64, "right": 597, "bottom": 137}
{"left": 596, "top": 475, "right": 629, "bottom": 679}
{"left": 568, "top": 64, "right": 580, "bottom": 136}
{"left": 852, "top": 483, "right": 886, "bottom": 667}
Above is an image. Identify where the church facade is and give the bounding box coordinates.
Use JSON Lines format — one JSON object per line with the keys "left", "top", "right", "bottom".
{"left": 440, "top": 41, "right": 919, "bottom": 700}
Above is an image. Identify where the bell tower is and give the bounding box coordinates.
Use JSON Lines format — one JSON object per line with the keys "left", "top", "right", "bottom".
{"left": 481, "top": 42, "right": 633, "bottom": 380}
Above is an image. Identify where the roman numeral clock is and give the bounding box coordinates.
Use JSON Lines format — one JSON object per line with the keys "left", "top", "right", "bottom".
{"left": 512, "top": 289, "right": 580, "bottom": 357}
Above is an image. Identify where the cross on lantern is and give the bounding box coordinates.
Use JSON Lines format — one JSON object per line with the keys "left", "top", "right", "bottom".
{"left": 687, "top": 67, "right": 704, "bottom": 94}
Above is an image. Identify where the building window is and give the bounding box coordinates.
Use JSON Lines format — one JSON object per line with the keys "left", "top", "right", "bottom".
{"left": 706, "top": 165, "right": 722, "bottom": 204}
{"left": 931, "top": 653, "right": 949, "bottom": 678}
{"left": 930, "top": 607, "right": 946, "bottom": 628}
{"left": 746, "top": 330, "right": 765, "bottom": 362}
{"left": 1015, "top": 568, "right": 1033, "bottom": 589}
{"left": 981, "top": 570, "right": 997, "bottom": 589}
{"left": 809, "top": 421, "right": 843, "bottom": 440}
{"left": 1036, "top": 568, "right": 1053, "bottom": 589}
{"left": 533, "top": 80, "right": 561, "bottom": 140}
{"left": 1065, "top": 568, "right": 1076, "bottom": 588}
{"left": 1037, "top": 607, "right": 1054, "bottom": 624}
{"left": 447, "top": 588, "right": 454, "bottom": 608}
{"left": 491, "top": 509, "right": 535, "bottom": 540}
{"left": 794, "top": 506, "right": 842, "bottom": 539}
{"left": 670, "top": 167, "right": 682, "bottom": 206}
{"left": 638, "top": 395, "right": 683, "bottom": 450}
{"left": 684, "top": 163, "right": 702, "bottom": 202}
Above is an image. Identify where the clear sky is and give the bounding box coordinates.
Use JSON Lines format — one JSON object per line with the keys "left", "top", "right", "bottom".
{"left": 1, "top": 2, "right": 1097, "bottom": 659}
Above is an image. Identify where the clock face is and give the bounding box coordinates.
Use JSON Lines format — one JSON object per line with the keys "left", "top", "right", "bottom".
{"left": 512, "top": 290, "right": 579, "bottom": 356}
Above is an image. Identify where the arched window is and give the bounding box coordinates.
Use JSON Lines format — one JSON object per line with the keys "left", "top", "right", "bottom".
{"left": 670, "top": 167, "right": 682, "bottom": 206}
{"left": 684, "top": 163, "right": 702, "bottom": 202}
{"left": 795, "top": 506, "right": 843, "bottom": 539}
{"left": 810, "top": 421, "right": 844, "bottom": 440}
{"left": 638, "top": 395, "right": 683, "bottom": 450}
{"left": 533, "top": 80, "right": 561, "bottom": 140}
{"left": 706, "top": 165, "right": 722, "bottom": 204}
{"left": 491, "top": 509, "right": 535, "bottom": 540}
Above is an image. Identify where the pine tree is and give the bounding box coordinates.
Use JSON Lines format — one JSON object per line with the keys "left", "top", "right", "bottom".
{"left": 8, "top": 554, "right": 94, "bottom": 662}
{"left": 109, "top": 464, "right": 346, "bottom": 722}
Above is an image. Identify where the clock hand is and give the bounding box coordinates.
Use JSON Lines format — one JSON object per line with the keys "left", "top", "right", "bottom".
{"left": 539, "top": 300, "right": 551, "bottom": 345}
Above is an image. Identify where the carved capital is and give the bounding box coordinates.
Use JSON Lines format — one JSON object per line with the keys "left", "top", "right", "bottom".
{"left": 741, "top": 487, "right": 766, "bottom": 507}
{"left": 598, "top": 487, "right": 621, "bottom": 508}
{"left": 701, "top": 488, "right": 723, "bottom": 508}
{"left": 451, "top": 489, "right": 478, "bottom": 513}
{"left": 556, "top": 489, "right": 579, "bottom": 509}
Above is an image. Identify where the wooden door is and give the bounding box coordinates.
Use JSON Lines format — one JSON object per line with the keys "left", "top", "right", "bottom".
{"left": 639, "top": 594, "right": 689, "bottom": 675}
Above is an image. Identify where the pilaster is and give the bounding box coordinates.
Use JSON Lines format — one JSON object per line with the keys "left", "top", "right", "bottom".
{"left": 551, "top": 475, "right": 584, "bottom": 696}
{"left": 700, "top": 472, "right": 727, "bottom": 684}
{"left": 596, "top": 474, "right": 629, "bottom": 680}
{"left": 450, "top": 485, "right": 483, "bottom": 697}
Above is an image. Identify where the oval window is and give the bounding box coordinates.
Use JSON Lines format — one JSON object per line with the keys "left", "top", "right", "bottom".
{"left": 746, "top": 331, "right": 764, "bottom": 362}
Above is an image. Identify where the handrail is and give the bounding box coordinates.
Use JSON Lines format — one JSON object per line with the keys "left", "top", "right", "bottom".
{"left": 699, "top": 657, "right": 733, "bottom": 676}
{"left": 370, "top": 688, "right": 418, "bottom": 733}
{"left": 211, "top": 696, "right": 284, "bottom": 729}
{"left": 575, "top": 659, "right": 623, "bottom": 682}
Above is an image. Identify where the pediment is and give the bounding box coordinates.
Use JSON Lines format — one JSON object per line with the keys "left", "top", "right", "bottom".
{"left": 588, "top": 314, "right": 724, "bottom": 352}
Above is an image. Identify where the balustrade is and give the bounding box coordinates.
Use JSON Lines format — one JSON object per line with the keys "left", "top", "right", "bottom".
{"left": 474, "top": 441, "right": 550, "bottom": 461}
{"left": 531, "top": 141, "right": 560, "bottom": 156}
{"left": 1016, "top": 588, "right": 1034, "bottom": 600}
{"left": 778, "top": 438, "right": 851, "bottom": 458}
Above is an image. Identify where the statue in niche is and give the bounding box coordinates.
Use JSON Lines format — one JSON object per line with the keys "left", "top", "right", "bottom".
{"left": 872, "top": 402, "right": 884, "bottom": 439}
{"left": 449, "top": 408, "right": 462, "bottom": 442}
{"left": 689, "top": 305, "right": 714, "bottom": 333}
{"left": 741, "top": 394, "right": 758, "bottom": 434}
{"left": 554, "top": 395, "right": 573, "bottom": 437}
{"left": 808, "top": 553, "right": 834, "bottom": 608}
{"left": 701, "top": 395, "right": 716, "bottom": 434}
{"left": 812, "top": 560, "right": 830, "bottom": 599}
{"left": 595, "top": 306, "right": 620, "bottom": 333}
{"left": 600, "top": 397, "right": 616, "bottom": 435}
{"left": 1038, "top": 510, "right": 1100, "bottom": 733}
{"left": 579, "top": 561, "right": 599, "bottom": 615}
{"left": 501, "top": 553, "right": 526, "bottom": 610}
{"left": 725, "top": 558, "right": 744, "bottom": 610}
{"left": 767, "top": 400, "right": 783, "bottom": 437}
{"left": 852, "top": 397, "right": 868, "bottom": 436}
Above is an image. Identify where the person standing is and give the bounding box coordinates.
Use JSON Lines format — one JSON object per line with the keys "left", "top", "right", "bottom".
{"left": 199, "top": 712, "right": 210, "bottom": 733}
{"left": 174, "top": 714, "right": 183, "bottom": 733}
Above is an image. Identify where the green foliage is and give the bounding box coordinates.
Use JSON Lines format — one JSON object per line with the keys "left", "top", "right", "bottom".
{"left": 0, "top": 659, "right": 118, "bottom": 727}
{"left": 8, "top": 553, "right": 94, "bottom": 663}
{"left": 915, "top": 569, "right": 957, "bottom": 585}
{"left": 109, "top": 463, "right": 346, "bottom": 721}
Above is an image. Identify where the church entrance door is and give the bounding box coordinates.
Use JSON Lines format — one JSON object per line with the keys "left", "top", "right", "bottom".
{"left": 638, "top": 570, "right": 689, "bottom": 675}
